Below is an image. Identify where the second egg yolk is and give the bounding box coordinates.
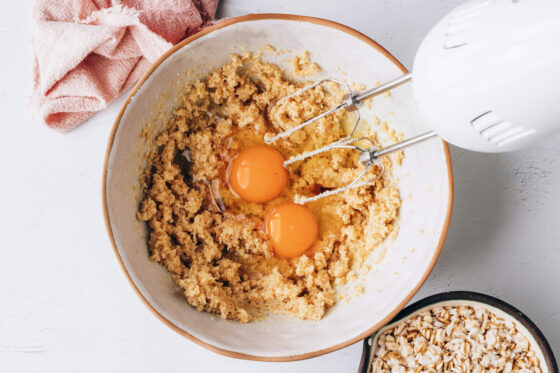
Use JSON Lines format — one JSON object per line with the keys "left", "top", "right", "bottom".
{"left": 265, "top": 202, "right": 318, "bottom": 258}
{"left": 228, "top": 145, "right": 288, "bottom": 203}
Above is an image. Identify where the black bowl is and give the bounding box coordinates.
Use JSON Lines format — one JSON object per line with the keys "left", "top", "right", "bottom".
{"left": 358, "top": 291, "right": 558, "bottom": 373}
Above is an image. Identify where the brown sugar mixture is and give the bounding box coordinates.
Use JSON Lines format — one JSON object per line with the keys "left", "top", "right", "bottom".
{"left": 137, "top": 52, "right": 401, "bottom": 323}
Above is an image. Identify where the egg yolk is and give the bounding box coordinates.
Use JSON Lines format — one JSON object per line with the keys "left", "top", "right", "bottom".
{"left": 228, "top": 145, "right": 288, "bottom": 203}
{"left": 265, "top": 202, "right": 318, "bottom": 258}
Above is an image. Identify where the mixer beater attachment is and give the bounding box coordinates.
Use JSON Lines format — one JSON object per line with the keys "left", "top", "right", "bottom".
{"left": 265, "top": 73, "right": 436, "bottom": 203}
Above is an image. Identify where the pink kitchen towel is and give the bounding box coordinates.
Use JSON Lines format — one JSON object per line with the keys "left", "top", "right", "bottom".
{"left": 30, "top": 0, "right": 219, "bottom": 131}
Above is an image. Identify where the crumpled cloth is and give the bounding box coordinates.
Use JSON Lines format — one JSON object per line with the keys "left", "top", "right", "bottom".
{"left": 30, "top": 0, "right": 219, "bottom": 131}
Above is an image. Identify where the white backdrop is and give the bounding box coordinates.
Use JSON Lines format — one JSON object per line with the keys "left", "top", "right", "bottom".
{"left": 1, "top": 1, "right": 559, "bottom": 372}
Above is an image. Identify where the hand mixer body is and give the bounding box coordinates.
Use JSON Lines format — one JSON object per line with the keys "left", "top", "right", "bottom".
{"left": 412, "top": 0, "right": 560, "bottom": 152}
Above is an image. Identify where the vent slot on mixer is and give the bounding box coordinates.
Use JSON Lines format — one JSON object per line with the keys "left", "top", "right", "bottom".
{"left": 470, "top": 110, "right": 535, "bottom": 147}
{"left": 443, "top": 0, "right": 488, "bottom": 49}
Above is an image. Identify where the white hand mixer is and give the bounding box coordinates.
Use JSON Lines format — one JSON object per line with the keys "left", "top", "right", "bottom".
{"left": 266, "top": 0, "right": 560, "bottom": 203}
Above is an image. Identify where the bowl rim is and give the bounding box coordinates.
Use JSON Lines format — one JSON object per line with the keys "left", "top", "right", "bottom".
{"left": 358, "top": 291, "right": 559, "bottom": 373}
{"left": 102, "top": 13, "right": 455, "bottom": 362}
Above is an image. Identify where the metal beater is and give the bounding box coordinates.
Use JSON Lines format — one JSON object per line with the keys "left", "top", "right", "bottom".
{"left": 266, "top": 75, "right": 436, "bottom": 204}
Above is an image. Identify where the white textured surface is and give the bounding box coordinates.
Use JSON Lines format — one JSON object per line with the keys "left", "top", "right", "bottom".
{"left": 1, "top": 1, "right": 559, "bottom": 372}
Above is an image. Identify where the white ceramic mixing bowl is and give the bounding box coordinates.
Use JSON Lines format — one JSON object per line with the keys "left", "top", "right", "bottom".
{"left": 103, "top": 14, "right": 453, "bottom": 361}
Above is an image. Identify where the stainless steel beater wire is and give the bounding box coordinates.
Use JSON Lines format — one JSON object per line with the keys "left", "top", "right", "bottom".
{"left": 354, "top": 72, "right": 413, "bottom": 103}
{"left": 294, "top": 131, "right": 437, "bottom": 203}
{"left": 276, "top": 78, "right": 346, "bottom": 102}
{"left": 282, "top": 105, "right": 362, "bottom": 165}
{"left": 283, "top": 138, "right": 356, "bottom": 166}
{"left": 331, "top": 144, "right": 368, "bottom": 152}
{"left": 283, "top": 135, "right": 374, "bottom": 166}
{"left": 372, "top": 131, "right": 437, "bottom": 158}
{"left": 266, "top": 102, "right": 348, "bottom": 144}
{"left": 265, "top": 78, "right": 353, "bottom": 144}
{"left": 295, "top": 162, "right": 372, "bottom": 204}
